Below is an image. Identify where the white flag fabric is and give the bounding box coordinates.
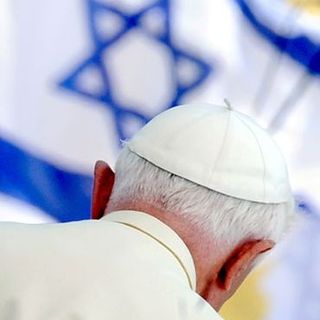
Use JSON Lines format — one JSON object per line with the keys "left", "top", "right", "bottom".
{"left": 263, "top": 198, "right": 320, "bottom": 320}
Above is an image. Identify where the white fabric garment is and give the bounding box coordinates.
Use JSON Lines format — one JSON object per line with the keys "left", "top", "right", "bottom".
{"left": 0, "top": 210, "right": 222, "bottom": 320}
{"left": 128, "top": 103, "right": 292, "bottom": 204}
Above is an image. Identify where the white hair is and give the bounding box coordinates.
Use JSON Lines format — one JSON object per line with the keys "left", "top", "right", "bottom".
{"left": 108, "top": 146, "right": 294, "bottom": 248}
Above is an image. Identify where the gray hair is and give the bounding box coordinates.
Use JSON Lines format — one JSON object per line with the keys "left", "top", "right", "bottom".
{"left": 108, "top": 146, "right": 294, "bottom": 248}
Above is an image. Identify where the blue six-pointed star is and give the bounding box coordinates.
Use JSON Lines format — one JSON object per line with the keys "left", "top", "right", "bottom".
{"left": 59, "top": 0, "right": 213, "bottom": 141}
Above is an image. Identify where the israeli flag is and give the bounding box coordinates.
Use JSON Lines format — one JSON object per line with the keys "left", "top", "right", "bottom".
{"left": 0, "top": 0, "right": 213, "bottom": 222}
{"left": 1, "top": 0, "right": 320, "bottom": 318}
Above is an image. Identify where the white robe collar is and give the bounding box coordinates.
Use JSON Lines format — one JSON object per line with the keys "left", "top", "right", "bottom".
{"left": 102, "top": 210, "right": 197, "bottom": 291}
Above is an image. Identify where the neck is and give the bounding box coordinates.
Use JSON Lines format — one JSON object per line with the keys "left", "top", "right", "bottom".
{"left": 106, "top": 201, "right": 219, "bottom": 294}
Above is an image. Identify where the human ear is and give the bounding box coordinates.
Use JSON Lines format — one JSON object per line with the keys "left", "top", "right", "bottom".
{"left": 91, "top": 161, "right": 115, "bottom": 219}
{"left": 200, "top": 239, "right": 275, "bottom": 311}
{"left": 218, "top": 239, "right": 275, "bottom": 292}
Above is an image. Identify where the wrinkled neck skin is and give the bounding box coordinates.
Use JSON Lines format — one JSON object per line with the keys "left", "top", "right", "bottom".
{"left": 106, "top": 200, "right": 228, "bottom": 310}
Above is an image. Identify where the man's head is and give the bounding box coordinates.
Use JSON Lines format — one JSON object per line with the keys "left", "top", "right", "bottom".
{"left": 91, "top": 103, "right": 294, "bottom": 310}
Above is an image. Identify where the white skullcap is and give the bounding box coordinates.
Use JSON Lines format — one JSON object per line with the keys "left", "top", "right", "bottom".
{"left": 127, "top": 103, "right": 292, "bottom": 203}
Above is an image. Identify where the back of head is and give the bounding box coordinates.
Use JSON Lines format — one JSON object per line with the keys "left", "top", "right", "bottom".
{"left": 108, "top": 103, "right": 294, "bottom": 249}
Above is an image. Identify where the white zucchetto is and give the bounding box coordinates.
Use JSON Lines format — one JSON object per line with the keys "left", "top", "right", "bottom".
{"left": 128, "top": 103, "right": 292, "bottom": 203}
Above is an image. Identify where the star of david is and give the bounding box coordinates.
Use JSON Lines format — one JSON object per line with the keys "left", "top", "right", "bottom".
{"left": 59, "top": 0, "right": 213, "bottom": 141}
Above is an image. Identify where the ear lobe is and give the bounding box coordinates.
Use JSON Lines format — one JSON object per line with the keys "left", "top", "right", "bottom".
{"left": 91, "top": 160, "right": 115, "bottom": 220}
{"left": 218, "top": 239, "right": 275, "bottom": 291}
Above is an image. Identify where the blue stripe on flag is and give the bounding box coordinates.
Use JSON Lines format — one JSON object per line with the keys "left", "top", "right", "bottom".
{"left": 0, "top": 137, "right": 92, "bottom": 222}
{"left": 234, "top": 0, "right": 320, "bottom": 75}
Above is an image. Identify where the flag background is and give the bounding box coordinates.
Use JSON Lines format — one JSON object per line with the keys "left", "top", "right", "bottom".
{"left": 1, "top": 0, "right": 320, "bottom": 319}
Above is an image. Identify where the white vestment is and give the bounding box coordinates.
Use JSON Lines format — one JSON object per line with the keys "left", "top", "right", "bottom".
{"left": 0, "top": 210, "right": 223, "bottom": 319}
